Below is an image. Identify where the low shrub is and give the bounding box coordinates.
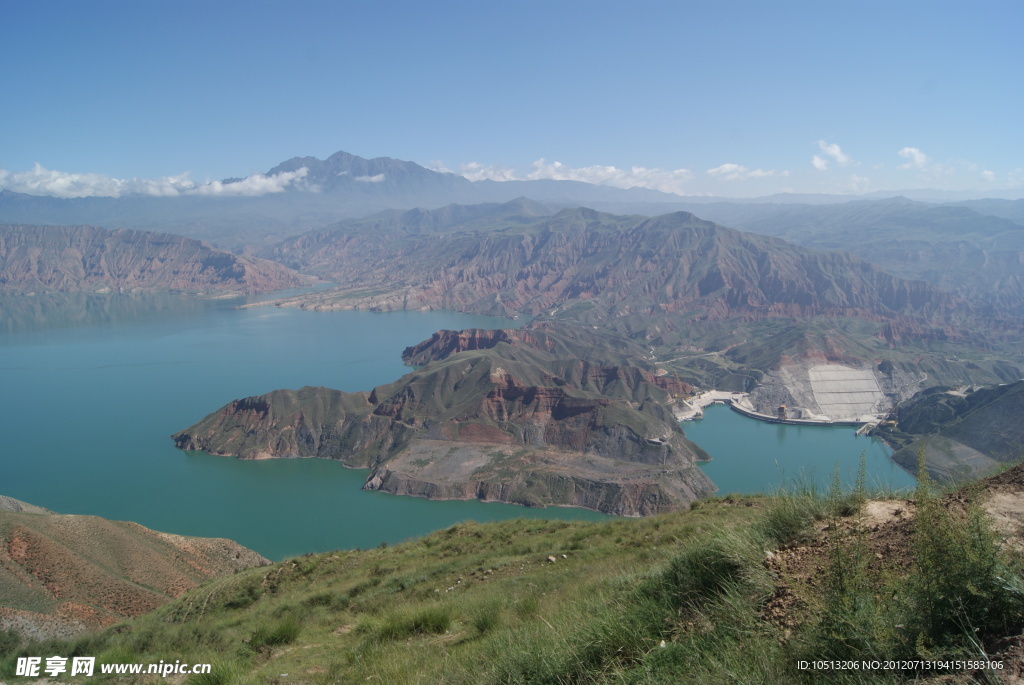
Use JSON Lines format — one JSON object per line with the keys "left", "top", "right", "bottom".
{"left": 470, "top": 600, "right": 502, "bottom": 635}
{"left": 911, "top": 464, "right": 1024, "bottom": 649}
{"left": 374, "top": 605, "right": 452, "bottom": 642}
{"left": 648, "top": 527, "right": 772, "bottom": 611}
{"left": 0, "top": 629, "right": 20, "bottom": 658}
{"left": 248, "top": 616, "right": 301, "bottom": 652}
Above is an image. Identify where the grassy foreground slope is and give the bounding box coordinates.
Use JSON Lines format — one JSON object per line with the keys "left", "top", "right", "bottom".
{"left": 5, "top": 460, "right": 1024, "bottom": 684}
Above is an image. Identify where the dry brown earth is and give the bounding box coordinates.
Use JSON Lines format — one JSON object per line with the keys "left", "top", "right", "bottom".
{"left": 0, "top": 508, "right": 269, "bottom": 640}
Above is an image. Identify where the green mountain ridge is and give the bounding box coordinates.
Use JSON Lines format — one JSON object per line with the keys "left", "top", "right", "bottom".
{"left": 876, "top": 380, "right": 1024, "bottom": 482}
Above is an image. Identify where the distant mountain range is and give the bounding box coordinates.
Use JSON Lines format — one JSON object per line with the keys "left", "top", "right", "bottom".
{"left": 259, "top": 201, "right": 981, "bottom": 338}
{"left": 664, "top": 197, "right": 1024, "bottom": 317}
{"left": 248, "top": 198, "right": 1024, "bottom": 409}
{"left": 0, "top": 151, "right": 689, "bottom": 249}
{"left": 0, "top": 224, "right": 309, "bottom": 294}
{"left": 6, "top": 149, "right": 1018, "bottom": 252}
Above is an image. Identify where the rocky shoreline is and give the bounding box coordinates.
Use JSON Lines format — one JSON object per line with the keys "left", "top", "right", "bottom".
{"left": 172, "top": 329, "right": 716, "bottom": 516}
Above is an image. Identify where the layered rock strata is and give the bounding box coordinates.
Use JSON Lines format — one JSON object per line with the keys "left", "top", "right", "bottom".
{"left": 174, "top": 340, "right": 714, "bottom": 515}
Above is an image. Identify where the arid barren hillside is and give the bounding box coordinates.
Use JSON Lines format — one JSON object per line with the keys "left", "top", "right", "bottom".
{"left": 256, "top": 201, "right": 1024, "bottom": 396}
{"left": 0, "top": 224, "right": 310, "bottom": 294}
{"left": 0, "top": 500, "right": 268, "bottom": 640}
{"left": 263, "top": 206, "right": 972, "bottom": 335}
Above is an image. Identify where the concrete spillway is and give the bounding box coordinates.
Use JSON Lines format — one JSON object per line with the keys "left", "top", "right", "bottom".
{"left": 808, "top": 365, "right": 886, "bottom": 421}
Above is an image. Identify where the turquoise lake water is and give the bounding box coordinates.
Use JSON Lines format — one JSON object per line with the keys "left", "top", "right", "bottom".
{"left": 0, "top": 294, "right": 609, "bottom": 560}
{"left": 0, "top": 293, "right": 913, "bottom": 560}
{"left": 686, "top": 404, "right": 916, "bottom": 495}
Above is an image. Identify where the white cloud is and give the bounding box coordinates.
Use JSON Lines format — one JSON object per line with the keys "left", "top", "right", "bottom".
{"left": 811, "top": 155, "right": 829, "bottom": 171}
{"left": 122, "top": 172, "right": 196, "bottom": 197}
{"left": 817, "top": 140, "right": 850, "bottom": 167}
{"left": 0, "top": 163, "right": 190, "bottom": 198}
{"left": 898, "top": 147, "right": 930, "bottom": 170}
{"left": 0, "top": 164, "right": 308, "bottom": 198}
{"left": 190, "top": 168, "right": 308, "bottom": 196}
{"left": 459, "top": 162, "right": 519, "bottom": 182}
{"left": 354, "top": 173, "right": 385, "bottom": 183}
{"left": 529, "top": 159, "right": 697, "bottom": 194}
{"left": 455, "top": 159, "right": 695, "bottom": 194}
{"left": 456, "top": 158, "right": 696, "bottom": 195}
{"left": 895, "top": 147, "right": 955, "bottom": 179}
{"left": 706, "top": 163, "right": 776, "bottom": 181}
{"left": 981, "top": 170, "right": 995, "bottom": 183}
{"left": 846, "top": 174, "right": 872, "bottom": 194}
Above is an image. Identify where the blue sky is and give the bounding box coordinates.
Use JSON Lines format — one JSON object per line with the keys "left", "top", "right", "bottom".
{"left": 1, "top": 1, "right": 1020, "bottom": 198}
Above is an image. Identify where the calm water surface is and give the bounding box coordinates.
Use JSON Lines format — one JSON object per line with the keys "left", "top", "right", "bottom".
{"left": 0, "top": 294, "right": 607, "bottom": 560}
{"left": 686, "top": 404, "right": 916, "bottom": 495}
{"left": 0, "top": 294, "right": 915, "bottom": 560}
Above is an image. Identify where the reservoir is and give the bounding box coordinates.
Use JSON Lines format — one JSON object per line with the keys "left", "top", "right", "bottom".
{"left": 0, "top": 294, "right": 608, "bottom": 561}
{"left": 1, "top": 294, "right": 913, "bottom": 560}
{"left": 687, "top": 403, "right": 916, "bottom": 495}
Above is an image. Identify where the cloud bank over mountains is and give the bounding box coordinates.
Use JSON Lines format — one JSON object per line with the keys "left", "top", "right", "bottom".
{"left": 0, "top": 164, "right": 309, "bottom": 199}
{"left": 1, "top": 146, "right": 1018, "bottom": 200}
{"left": 448, "top": 158, "right": 698, "bottom": 195}
{"left": 442, "top": 159, "right": 783, "bottom": 194}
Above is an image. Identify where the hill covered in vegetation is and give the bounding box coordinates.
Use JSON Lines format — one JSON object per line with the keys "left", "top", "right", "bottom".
{"left": 876, "top": 381, "right": 1024, "bottom": 482}
{"left": 5, "top": 460, "right": 1024, "bottom": 683}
